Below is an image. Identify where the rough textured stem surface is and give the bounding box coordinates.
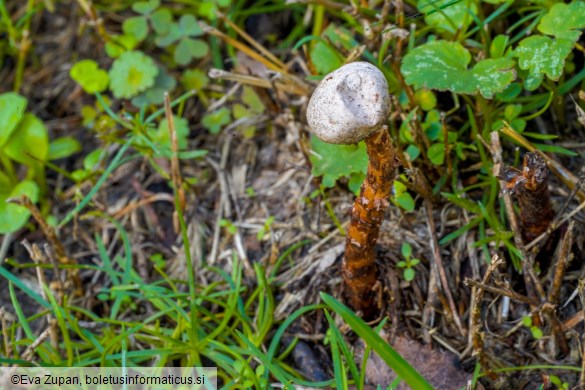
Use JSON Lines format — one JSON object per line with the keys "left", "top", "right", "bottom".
{"left": 517, "top": 154, "right": 555, "bottom": 243}
{"left": 498, "top": 152, "right": 555, "bottom": 243}
{"left": 343, "top": 127, "right": 399, "bottom": 318}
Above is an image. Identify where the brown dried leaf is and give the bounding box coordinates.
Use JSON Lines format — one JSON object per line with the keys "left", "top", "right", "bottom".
{"left": 353, "top": 334, "right": 470, "bottom": 389}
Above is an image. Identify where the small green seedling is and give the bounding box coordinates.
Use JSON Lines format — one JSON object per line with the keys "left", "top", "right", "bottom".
{"left": 548, "top": 374, "right": 569, "bottom": 390}
{"left": 522, "top": 315, "right": 543, "bottom": 340}
{"left": 397, "top": 243, "right": 420, "bottom": 282}
{"left": 257, "top": 216, "right": 275, "bottom": 241}
{"left": 219, "top": 219, "right": 237, "bottom": 234}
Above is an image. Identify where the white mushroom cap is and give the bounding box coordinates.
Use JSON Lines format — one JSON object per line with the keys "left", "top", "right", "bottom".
{"left": 306, "top": 62, "right": 390, "bottom": 145}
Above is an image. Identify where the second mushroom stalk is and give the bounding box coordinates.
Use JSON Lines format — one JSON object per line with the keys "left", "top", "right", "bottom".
{"left": 307, "top": 62, "right": 400, "bottom": 318}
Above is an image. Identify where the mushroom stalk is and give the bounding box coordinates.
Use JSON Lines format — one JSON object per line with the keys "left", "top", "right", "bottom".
{"left": 306, "top": 62, "right": 399, "bottom": 317}
{"left": 344, "top": 127, "right": 398, "bottom": 316}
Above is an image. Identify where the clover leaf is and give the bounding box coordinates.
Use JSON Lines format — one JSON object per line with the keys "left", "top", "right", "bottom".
{"left": 401, "top": 40, "right": 515, "bottom": 98}
{"left": 202, "top": 107, "right": 231, "bottom": 134}
{"left": 70, "top": 60, "right": 109, "bottom": 94}
{"left": 310, "top": 136, "right": 368, "bottom": 189}
{"left": 131, "top": 66, "right": 177, "bottom": 107}
{"left": 0, "top": 92, "right": 27, "bottom": 148}
{"left": 514, "top": 2, "right": 585, "bottom": 90}
{"left": 155, "top": 15, "right": 209, "bottom": 66}
{"left": 123, "top": 0, "right": 172, "bottom": 41}
{"left": 108, "top": 51, "right": 159, "bottom": 99}
{"left": 417, "top": 0, "right": 477, "bottom": 35}
{"left": 0, "top": 180, "right": 39, "bottom": 234}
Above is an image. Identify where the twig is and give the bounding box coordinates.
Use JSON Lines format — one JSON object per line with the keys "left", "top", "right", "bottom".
{"left": 548, "top": 221, "right": 574, "bottom": 305}
{"left": 21, "top": 241, "right": 60, "bottom": 350}
{"left": 21, "top": 327, "right": 52, "bottom": 361}
{"left": 425, "top": 201, "right": 465, "bottom": 337}
{"left": 0, "top": 307, "right": 11, "bottom": 357}
{"left": 464, "top": 278, "right": 537, "bottom": 306}
{"left": 526, "top": 198, "right": 585, "bottom": 251}
{"left": 164, "top": 93, "right": 186, "bottom": 231}
{"left": 467, "top": 254, "right": 504, "bottom": 378}
{"left": 218, "top": 12, "right": 286, "bottom": 70}
{"left": 579, "top": 279, "right": 585, "bottom": 387}
{"left": 0, "top": 233, "right": 12, "bottom": 265}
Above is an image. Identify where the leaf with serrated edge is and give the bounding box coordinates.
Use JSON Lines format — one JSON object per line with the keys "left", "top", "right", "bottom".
{"left": 538, "top": 2, "right": 585, "bottom": 37}
{"left": 310, "top": 136, "right": 368, "bottom": 188}
{"left": 515, "top": 34, "right": 575, "bottom": 87}
{"left": 401, "top": 40, "right": 515, "bottom": 98}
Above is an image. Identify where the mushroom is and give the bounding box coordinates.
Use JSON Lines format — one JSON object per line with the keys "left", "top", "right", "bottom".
{"left": 307, "top": 62, "right": 400, "bottom": 318}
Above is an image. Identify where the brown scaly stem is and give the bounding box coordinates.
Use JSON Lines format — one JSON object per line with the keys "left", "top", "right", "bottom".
{"left": 498, "top": 152, "right": 555, "bottom": 243}
{"left": 343, "top": 128, "right": 399, "bottom": 318}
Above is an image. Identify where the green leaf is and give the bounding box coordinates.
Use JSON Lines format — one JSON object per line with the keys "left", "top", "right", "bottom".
{"left": 401, "top": 40, "right": 515, "bottom": 98}
{"left": 395, "top": 191, "right": 415, "bottom": 212}
{"left": 427, "top": 143, "right": 445, "bottom": 165}
{"left": 0, "top": 92, "right": 27, "bottom": 148}
{"left": 105, "top": 34, "right": 138, "bottom": 58}
{"left": 537, "top": 2, "right": 585, "bottom": 37}
{"left": 83, "top": 149, "right": 103, "bottom": 171}
{"left": 155, "top": 23, "right": 181, "bottom": 47}
{"left": 48, "top": 137, "right": 82, "bottom": 160}
{"left": 242, "top": 86, "right": 265, "bottom": 114}
{"left": 490, "top": 34, "right": 509, "bottom": 58}
{"left": 531, "top": 326, "right": 543, "bottom": 340}
{"left": 504, "top": 104, "right": 522, "bottom": 120}
{"left": 310, "top": 136, "right": 368, "bottom": 188}
{"left": 174, "top": 38, "right": 209, "bottom": 65}
{"left": 348, "top": 172, "right": 365, "bottom": 194}
{"left": 414, "top": 89, "right": 437, "bottom": 111}
{"left": 4, "top": 113, "right": 48, "bottom": 165}
{"left": 179, "top": 14, "right": 203, "bottom": 37}
{"left": 153, "top": 116, "right": 189, "bottom": 150}
{"left": 403, "top": 268, "right": 415, "bottom": 281}
{"left": 131, "top": 66, "right": 177, "bottom": 107}
{"left": 123, "top": 16, "right": 149, "bottom": 42}
{"left": 70, "top": 60, "right": 109, "bottom": 94}
{"left": 0, "top": 180, "right": 39, "bottom": 234}
{"left": 197, "top": 2, "right": 217, "bottom": 22}
{"left": 202, "top": 107, "right": 231, "bottom": 134}
{"left": 495, "top": 82, "right": 522, "bottom": 102}
{"left": 132, "top": 0, "right": 159, "bottom": 14}
{"left": 401, "top": 242, "right": 412, "bottom": 258}
{"left": 320, "top": 293, "right": 433, "bottom": 390}
{"left": 151, "top": 8, "right": 172, "bottom": 35}
{"left": 515, "top": 34, "right": 576, "bottom": 90}
{"left": 405, "top": 144, "right": 420, "bottom": 161}
{"left": 108, "top": 51, "right": 159, "bottom": 99}
{"left": 417, "top": 0, "right": 477, "bottom": 34}
{"left": 181, "top": 68, "right": 209, "bottom": 91}
{"left": 310, "top": 41, "right": 343, "bottom": 75}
